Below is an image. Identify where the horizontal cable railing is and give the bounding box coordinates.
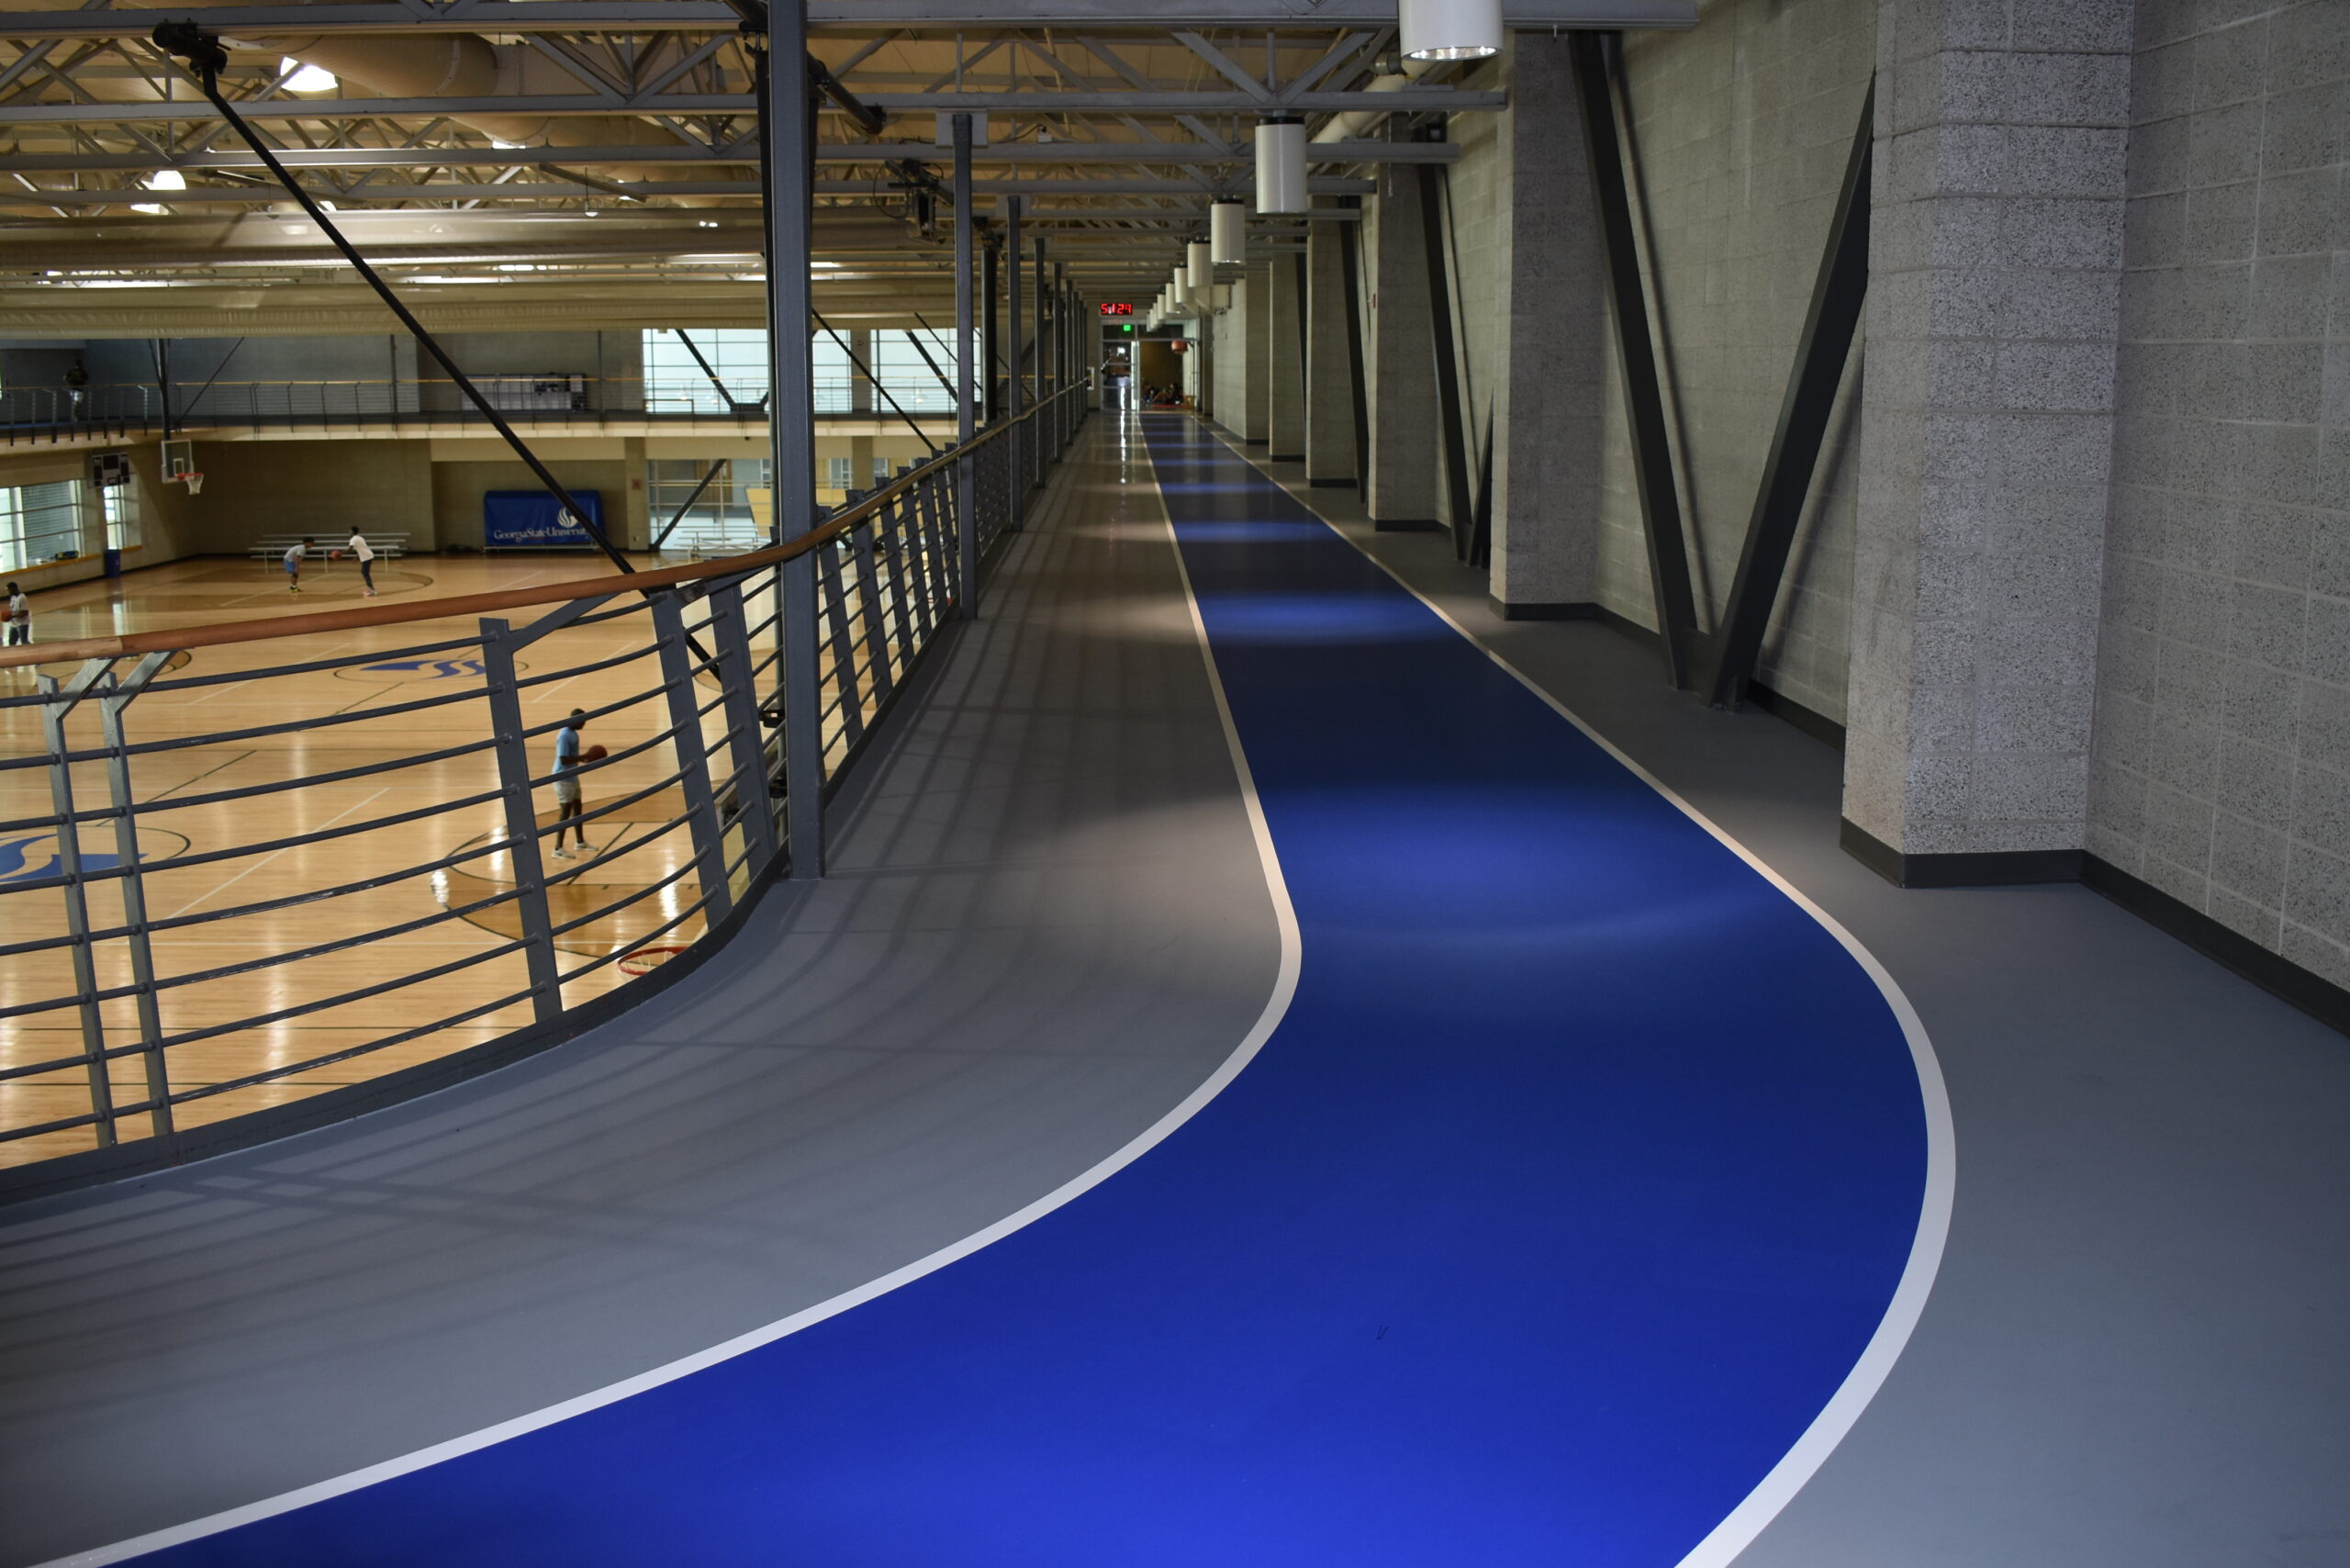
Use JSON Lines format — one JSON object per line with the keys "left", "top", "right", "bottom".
{"left": 0, "top": 380, "right": 1088, "bottom": 1186}
{"left": 0, "top": 376, "right": 1002, "bottom": 443}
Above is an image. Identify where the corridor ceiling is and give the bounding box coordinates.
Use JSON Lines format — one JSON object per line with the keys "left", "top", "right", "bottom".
{"left": 0, "top": 0, "right": 1692, "bottom": 333}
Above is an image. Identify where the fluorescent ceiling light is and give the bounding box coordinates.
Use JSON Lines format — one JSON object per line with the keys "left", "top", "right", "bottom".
{"left": 279, "top": 57, "right": 338, "bottom": 93}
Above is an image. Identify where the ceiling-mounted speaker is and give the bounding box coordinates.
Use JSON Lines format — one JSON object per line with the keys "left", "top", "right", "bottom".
{"left": 1400, "top": 0, "right": 1504, "bottom": 62}
{"left": 1255, "top": 118, "right": 1307, "bottom": 215}
{"left": 1210, "top": 199, "right": 1246, "bottom": 265}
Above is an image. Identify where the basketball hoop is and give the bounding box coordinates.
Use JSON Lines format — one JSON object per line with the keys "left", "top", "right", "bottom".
{"left": 618, "top": 943, "right": 692, "bottom": 977}
{"left": 182, "top": 473, "right": 204, "bottom": 495}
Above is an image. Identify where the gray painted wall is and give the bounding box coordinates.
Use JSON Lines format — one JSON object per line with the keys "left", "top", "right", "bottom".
{"left": 1596, "top": 0, "right": 1878, "bottom": 720}
{"left": 2087, "top": 0, "right": 2350, "bottom": 986}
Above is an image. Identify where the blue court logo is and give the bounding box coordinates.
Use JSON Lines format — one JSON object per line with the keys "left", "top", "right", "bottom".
{"left": 0, "top": 834, "right": 121, "bottom": 887}
{"left": 0, "top": 828, "right": 190, "bottom": 887}
{"left": 359, "top": 659, "right": 489, "bottom": 678}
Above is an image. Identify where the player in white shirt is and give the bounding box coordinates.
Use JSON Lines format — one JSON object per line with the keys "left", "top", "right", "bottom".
{"left": 342, "top": 530, "right": 378, "bottom": 597}
{"left": 6, "top": 581, "right": 28, "bottom": 645}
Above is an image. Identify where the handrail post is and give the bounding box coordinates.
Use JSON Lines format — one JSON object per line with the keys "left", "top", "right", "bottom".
{"left": 954, "top": 111, "right": 979, "bottom": 619}
{"left": 1006, "top": 194, "right": 1024, "bottom": 532}
{"left": 479, "top": 618, "right": 564, "bottom": 1024}
{"left": 98, "top": 651, "right": 179, "bottom": 1140}
{"left": 649, "top": 590, "right": 735, "bottom": 926}
{"left": 38, "top": 660, "right": 120, "bottom": 1149}
{"left": 846, "top": 527, "right": 890, "bottom": 721}
{"left": 706, "top": 580, "right": 779, "bottom": 875}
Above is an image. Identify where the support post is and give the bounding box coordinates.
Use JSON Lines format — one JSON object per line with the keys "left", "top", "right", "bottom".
{"left": 705, "top": 580, "right": 779, "bottom": 872}
{"left": 478, "top": 622, "right": 563, "bottom": 1024}
{"left": 1338, "top": 207, "right": 1372, "bottom": 501}
{"left": 1706, "top": 88, "right": 1874, "bottom": 711}
{"left": 1006, "top": 196, "right": 1024, "bottom": 528}
{"left": 954, "top": 113, "right": 979, "bottom": 618}
{"left": 38, "top": 661, "right": 118, "bottom": 1148}
{"left": 649, "top": 590, "right": 735, "bottom": 925}
{"left": 1417, "top": 164, "right": 1476, "bottom": 562}
{"left": 982, "top": 239, "right": 1001, "bottom": 423}
{"left": 1569, "top": 30, "right": 1697, "bottom": 688}
{"left": 98, "top": 651, "right": 175, "bottom": 1139}
{"left": 760, "top": 0, "right": 823, "bottom": 877}
{"left": 1034, "top": 235, "right": 1050, "bottom": 492}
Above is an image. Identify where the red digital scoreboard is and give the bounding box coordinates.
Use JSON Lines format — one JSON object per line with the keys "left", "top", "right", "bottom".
{"left": 1098, "top": 301, "right": 1135, "bottom": 317}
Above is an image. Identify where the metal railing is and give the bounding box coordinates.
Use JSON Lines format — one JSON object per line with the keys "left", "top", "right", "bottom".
{"left": 0, "top": 377, "right": 970, "bottom": 444}
{"left": 0, "top": 381, "right": 1085, "bottom": 1192}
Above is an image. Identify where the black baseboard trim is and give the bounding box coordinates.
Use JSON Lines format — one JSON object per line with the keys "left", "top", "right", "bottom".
{"left": 1306, "top": 477, "right": 1356, "bottom": 488}
{"left": 1242, "top": 437, "right": 1268, "bottom": 447}
{"left": 2082, "top": 856, "right": 2350, "bottom": 1036}
{"left": 1747, "top": 680, "right": 1847, "bottom": 751}
{"left": 1268, "top": 452, "right": 1304, "bottom": 463}
{"left": 1840, "top": 819, "right": 2085, "bottom": 889}
{"left": 1491, "top": 599, "right": 1600, "bottom": 622}
{"left": 1372, "top": 517, "right": 1444, "bottom": 532}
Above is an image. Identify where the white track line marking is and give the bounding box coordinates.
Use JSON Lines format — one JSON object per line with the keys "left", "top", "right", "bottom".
{"left": 41, "top": 420, "right": 1304, "bottom": 1568}
{"left": 1193, "top": 420, "right": 1955, "bottom": 1568}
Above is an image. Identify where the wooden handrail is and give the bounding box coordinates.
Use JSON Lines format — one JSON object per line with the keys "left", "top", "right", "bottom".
{"left": 0, "top": 391, "right": 1075, "bottom": 673}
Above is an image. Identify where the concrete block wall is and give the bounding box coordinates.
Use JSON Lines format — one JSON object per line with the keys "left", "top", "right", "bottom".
{"left": 1842, "top": 0, "right": 2134, "bottom": 858}
{"left": 2087, "top": 0, "right": 2350, "bottom": 984}
{"left": 1597, "top": 0, "right": 1879, "bottom": 717}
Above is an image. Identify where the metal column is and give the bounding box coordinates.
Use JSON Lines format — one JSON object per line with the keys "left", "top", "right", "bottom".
{"left": 954, "top": 113, "right": 979, "bottom": 619}
{"left": 1571, "top": 30, "right": 1698, "bottom": 689}
{"left": 1705, "top": 86, "right": 1874, "bottom": 711}
{"left": 1033, "top": 237, "right": 1050, "bottom": 488}
{"left": 1006, "top": 196, "right": 1024, "bottom": 529}
{"left": 762, "top": 0, "right": 824, "bottom": 876}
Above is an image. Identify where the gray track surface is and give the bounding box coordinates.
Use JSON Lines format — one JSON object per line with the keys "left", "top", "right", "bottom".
{"left": 1220, "top": 435, "right": 2350, "bottom": 1568}
{"left": 0, "top": 423, "right": 1284, "bottom": 1568}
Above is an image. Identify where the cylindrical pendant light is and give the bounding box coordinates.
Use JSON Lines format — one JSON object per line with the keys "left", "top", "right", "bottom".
{"left": 1255, "top": 118, "right": 1307, "bottom": 214}
{"left": 1400, "top": 0, "right": 1503, "bottom": 62}
{"left": 1210, "top": 199, "right": 1246, "bottom": 265}
{"left": 1187, "top": 240, "right": 1214, "bottom": 293}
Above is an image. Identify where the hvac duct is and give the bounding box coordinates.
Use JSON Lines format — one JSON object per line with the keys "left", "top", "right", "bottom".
{"left": 1210, "top": 200, "right": 1246, "bottom": 266}
{"left": 1255, "top": 118, "right": 1308, "bottom": 215}
{"left": 1187, "top": 240, "right": 1214, "bottom": 293}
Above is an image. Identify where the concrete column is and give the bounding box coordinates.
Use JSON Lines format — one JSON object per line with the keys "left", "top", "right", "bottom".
{"left": 1365, "top": 167, "right": 1440, "bottom": 529}
{"left": 1304, "top": 218, "right": 1357, "bottom": 487}
{"left": 1240, "top": 262, "right": 1274, "bottom": 443}
{"left": 1841, "top": 0, "right": 2132, "bottom": 868}
{"left": 1266, "top": 250, "right": 1308, "bottom": 461}
{"left": 1487, "top": 34, "right": 1606, "bottom": 614}
{"left": 848, "top": 328, "right": 874, "bottom": 414}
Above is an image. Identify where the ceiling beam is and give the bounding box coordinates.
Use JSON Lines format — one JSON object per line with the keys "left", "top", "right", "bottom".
{"left": 0, "top": 140, "right": 1452, "bottom": 174}
{"left": 0, "top": 88, "right": 1505, "bottom": 126}
{"left": 0, "top": 1, "right": 1695, "bottom": 38}
{"left": 0, "top": 175, "right": 1379, "bottom": 204}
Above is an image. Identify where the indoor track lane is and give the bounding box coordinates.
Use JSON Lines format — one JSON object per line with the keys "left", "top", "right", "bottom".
{"left": 97, "top": 411, "right": 1949, "bottom": 1568}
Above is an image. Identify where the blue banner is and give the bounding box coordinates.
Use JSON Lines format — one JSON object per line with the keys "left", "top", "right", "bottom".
{"left": 483, "top": 489, "right": 604, "bottom": 548}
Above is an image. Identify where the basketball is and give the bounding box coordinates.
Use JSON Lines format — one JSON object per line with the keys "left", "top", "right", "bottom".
{"left": 581, "top": 744, "right": 610, "bottom": 763}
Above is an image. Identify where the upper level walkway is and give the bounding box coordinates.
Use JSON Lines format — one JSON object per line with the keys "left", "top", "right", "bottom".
{"left": 0, "top": 411, "right": 2342, "bottom": 1568}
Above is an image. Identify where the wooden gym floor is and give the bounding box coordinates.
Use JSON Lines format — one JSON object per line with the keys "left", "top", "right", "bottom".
{"left": 0, "top": 550, "right": 807, "bottom": 1169}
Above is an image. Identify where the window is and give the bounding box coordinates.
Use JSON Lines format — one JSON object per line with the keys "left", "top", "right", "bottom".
{"left": 645, "top": 458, "right": 769, "bottom": 554}
{"left": 825, "top": 457, "right": 851, "bottom": 491}
{"left": 0, "top": 482, "right": 86, "bottom": 574}
{"left": 641, "top": 329, "right": 959, "bottom": 417}
{"left": 103, "top": 481, "right": 140, "bottom": 553}
{"left": 642, "top": 329, "right": 773, "bottom": 414}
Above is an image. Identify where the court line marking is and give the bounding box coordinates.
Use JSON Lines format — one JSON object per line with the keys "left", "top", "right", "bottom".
{"left": 40, "top": 420, "right": 1306, "bottom": 1568}
{"left": 156, "top": 788, "right": 390, "bottom": 923}
{"left": 1181, "top": 416, "right": 1956, "bottom": 1568}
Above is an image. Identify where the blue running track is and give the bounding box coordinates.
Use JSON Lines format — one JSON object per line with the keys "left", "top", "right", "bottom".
{"left": 116, "top": 414, "right": 1946, "bottom": 1568}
